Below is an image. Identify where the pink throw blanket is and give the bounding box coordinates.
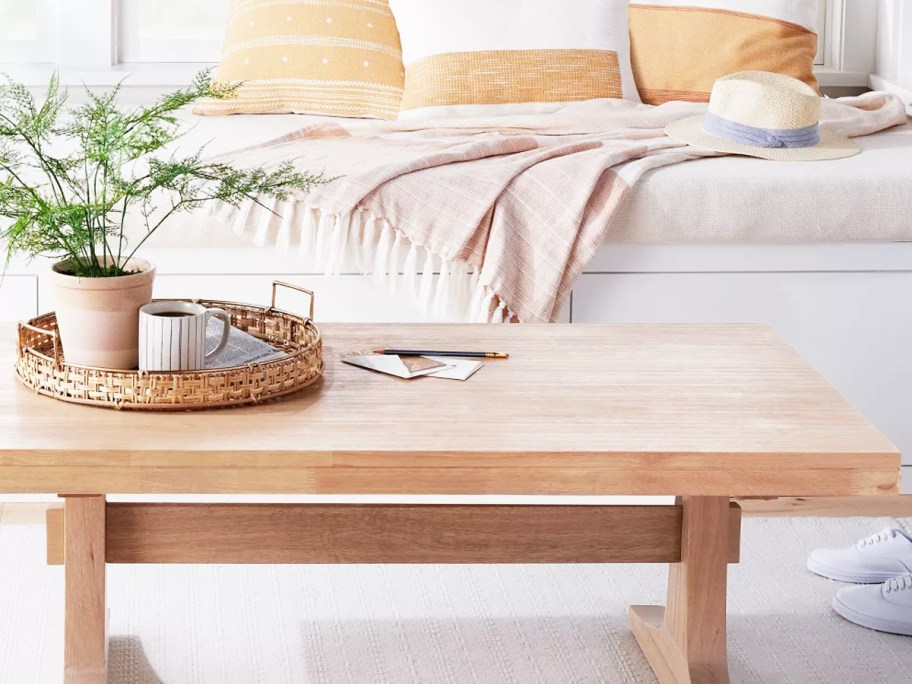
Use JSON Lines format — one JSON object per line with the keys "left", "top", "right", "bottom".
{"left": 218, "top": 93, "right": 907, "bottom": 323}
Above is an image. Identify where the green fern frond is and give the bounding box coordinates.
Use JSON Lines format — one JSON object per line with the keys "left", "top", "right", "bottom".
{"left": 0, "top": 70, "right": 331, "bottom": 277}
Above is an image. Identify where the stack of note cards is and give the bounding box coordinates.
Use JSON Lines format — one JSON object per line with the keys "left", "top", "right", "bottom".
{"left": 342, "top": 353, "right": 483, "bottom": 381}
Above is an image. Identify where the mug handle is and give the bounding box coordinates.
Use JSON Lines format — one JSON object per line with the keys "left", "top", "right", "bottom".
{"left": 204, "top": 308, "right": 232, "bottom": 363}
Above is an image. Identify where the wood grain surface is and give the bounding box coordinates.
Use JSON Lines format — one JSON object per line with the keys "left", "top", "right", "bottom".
{"left": 44, "top": 502, "right": 742, "bottom": 565}
{"left": 62, "top": 495, "right": 107, "bottom": 684}
{"left": 735, "top": 495, "right": 912, "bottom": 517}
{"left": 629, "top": 496, "right": 732, "bottom": 683}
{"left": 1, "top": 323, "right": 900, "bottom": 497}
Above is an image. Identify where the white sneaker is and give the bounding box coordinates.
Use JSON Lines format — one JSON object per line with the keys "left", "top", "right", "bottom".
{"left": 833, "top": 574, "right": 912, "bottom": 636}
{"left": 807, "top": 527, "right": 912, "bottom": 584}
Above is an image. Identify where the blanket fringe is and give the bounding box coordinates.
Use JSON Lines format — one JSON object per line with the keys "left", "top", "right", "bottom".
{"left": 253, "top": 197, "right": 279, "bottom": 247}
{"left": 299, "top": 205, "right": 317, "bottom": 260}
{"left": 276, "top": 201, "right": 295, "bottom": 251}
{"left": 228, "top": 202, "right": 517, "bottom": 322}
{"left": 232, "top": 200, "right": 255, "bottom": 235}
{"left": 402, "top": 243, "right": 418, "bottom": 298}
{"left": 418, "top": 250, "right": 435, "bottom": 314}
{"left": 388, "top": 229, "right": 404, "bottom": 295}
{"left": 372, "top": 220, "right": 392, "bottom": 286}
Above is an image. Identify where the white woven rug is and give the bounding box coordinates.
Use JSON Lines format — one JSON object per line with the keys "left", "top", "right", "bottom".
{"left": 2, "top": 516, "right": 910, "bottom": 683}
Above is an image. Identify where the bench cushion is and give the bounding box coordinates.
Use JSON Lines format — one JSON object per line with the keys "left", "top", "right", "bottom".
{"left": 612, "top": 122, "right": 912, "bottom": 243}
{"left": 143, "top": 115, "right": 912, "bottom": 249}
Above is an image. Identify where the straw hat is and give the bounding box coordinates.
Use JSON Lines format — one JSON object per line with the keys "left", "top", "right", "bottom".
{"left": 665, "top": 71, "right": 859, "bottom": 161}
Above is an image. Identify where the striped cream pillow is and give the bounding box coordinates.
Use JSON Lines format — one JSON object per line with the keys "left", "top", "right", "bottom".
{"left": 388, "top": 0, "right": 640, "bottom": 119}
{"left": 194, "top": 0, "right": 404, "bottom": 119}
{"left": 630, "top": 0, "right": 820, "bottom": 105}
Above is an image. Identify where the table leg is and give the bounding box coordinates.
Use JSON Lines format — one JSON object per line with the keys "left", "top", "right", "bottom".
{"left": 629, "top": 496, "right": 731, "bottom": 684}
{"left": 62, "top": 495, "right": 107, "bottom": 684}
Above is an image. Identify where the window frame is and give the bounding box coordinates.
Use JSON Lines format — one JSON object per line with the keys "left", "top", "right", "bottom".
{"left": 0, "top": 0, "right": 877, "bottom": 89}
{"left": 117, "top": 0, "right": 228, "bottom": 64}
{"left": 0, "top": 0, "right": 62, "bottom": 63}
{"left": 815, "top": 0, "right": 827, "bottom": 66}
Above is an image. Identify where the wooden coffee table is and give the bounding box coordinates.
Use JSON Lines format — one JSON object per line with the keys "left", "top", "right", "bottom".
{"left": 0, "top": 323, "right": 899, "bottom": 684}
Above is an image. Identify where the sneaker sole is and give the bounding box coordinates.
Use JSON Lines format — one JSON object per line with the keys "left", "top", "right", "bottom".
{"left": 832, "top": 594, "right": 912, "bottom": 637}
{"left": 806, "top": 557, "right": 903, "bottom": 584}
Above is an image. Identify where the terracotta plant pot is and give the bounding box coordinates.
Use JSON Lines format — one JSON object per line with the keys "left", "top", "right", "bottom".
{"left": 50, "top": 257, "right": 156, "bottom": 369}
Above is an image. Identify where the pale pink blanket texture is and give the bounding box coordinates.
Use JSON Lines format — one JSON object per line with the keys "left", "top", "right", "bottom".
{"left": 219, "top": 94, "right": 907, "bottom": 323}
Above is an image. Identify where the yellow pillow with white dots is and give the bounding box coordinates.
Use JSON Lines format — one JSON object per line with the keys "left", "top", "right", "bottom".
{"left": 194, "top": 0, "right": 404, "bottom": 119}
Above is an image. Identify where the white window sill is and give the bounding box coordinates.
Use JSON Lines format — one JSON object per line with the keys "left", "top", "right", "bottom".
{"left": 868, "top": 74, "right": 912, "bottom": 112}
{"left": 1, "top": 62, "right": 875, "bottom": 89}
{"left": 0, "top": 62, "right": 217, "bottom": 88}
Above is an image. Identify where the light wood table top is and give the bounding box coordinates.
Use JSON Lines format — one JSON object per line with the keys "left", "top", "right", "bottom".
{"left": 0, "top": 323, "right": 899, "bottom": 497}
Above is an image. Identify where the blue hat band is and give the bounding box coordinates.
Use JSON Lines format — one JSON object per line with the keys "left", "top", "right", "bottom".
{"left": 703, "top": 112, "right": 821, "bottom": 149}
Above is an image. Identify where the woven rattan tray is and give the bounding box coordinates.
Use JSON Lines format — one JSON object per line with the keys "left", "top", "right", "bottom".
{"left": 15, "top": 281, "right": 323, "bottom": 411}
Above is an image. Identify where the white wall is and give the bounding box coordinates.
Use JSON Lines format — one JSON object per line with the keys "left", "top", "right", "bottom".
{"left": 0, "top": 0, "right": 876, "bottom": 93}
{"left": 875, "top": 0, "right": 912, "bottom": 89}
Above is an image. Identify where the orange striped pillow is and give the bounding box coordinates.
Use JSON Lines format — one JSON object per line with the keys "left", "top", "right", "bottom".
{"left": 630, "top": 1, "right": 820, "bottom": 105}
{"left": 195, "top": 0, "right": 404, "bottom": 119}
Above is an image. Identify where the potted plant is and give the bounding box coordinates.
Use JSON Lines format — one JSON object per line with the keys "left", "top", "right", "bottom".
{"left": 0, "top": 73, "right": 327, "bottom": 369}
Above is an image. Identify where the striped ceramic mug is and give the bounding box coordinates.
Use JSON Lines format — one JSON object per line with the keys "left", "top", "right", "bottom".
{"left": 138, "top": 301, "right": 231, "bottom": 371}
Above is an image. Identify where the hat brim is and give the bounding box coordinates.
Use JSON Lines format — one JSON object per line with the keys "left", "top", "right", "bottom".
{"left": 665, "top": 115, "right": 860, "bottom": 161}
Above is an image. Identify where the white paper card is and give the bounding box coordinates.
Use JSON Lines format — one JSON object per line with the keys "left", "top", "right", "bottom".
{"left": 342, "top": 354, "right": 447, "bottom": 379}
{"left": 424, "top": 356, "right": 484, "bottom": 381}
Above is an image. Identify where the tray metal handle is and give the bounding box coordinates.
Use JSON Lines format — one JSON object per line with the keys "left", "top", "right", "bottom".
{"left": 18, "top": 320, "right": 62, "bottom": 368}
{"left": 270, "top": 281, "right": 315, "bottom": 320}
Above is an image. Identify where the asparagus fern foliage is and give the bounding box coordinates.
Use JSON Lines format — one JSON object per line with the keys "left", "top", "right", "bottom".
{"left": 0, "top": 72, "right": 329, "bottom": 277}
